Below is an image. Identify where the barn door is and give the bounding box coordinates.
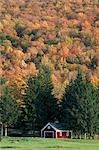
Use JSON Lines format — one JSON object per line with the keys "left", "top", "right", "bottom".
{"left": 44, "top": 131, "right": 54, "bottom": 138}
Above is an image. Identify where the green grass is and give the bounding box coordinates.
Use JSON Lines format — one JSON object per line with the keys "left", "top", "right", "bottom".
{"left": 0, "top": 137, "right": 99, "bottom": 150}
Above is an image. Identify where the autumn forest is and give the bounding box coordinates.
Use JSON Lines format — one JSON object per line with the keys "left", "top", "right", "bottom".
{"left": 0, "top": 0, "right": 99, "bottom": 137}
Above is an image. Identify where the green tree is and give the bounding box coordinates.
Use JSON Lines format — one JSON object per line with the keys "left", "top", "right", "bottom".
{"left": 23, "top": 76, "right": 39, "bottom": 132}
{"left": 61, "top": 68, "right": 99, "bottom": 138}
{"left": 61, "top": 68, "right": 85, "bottom": 135}
{"left": 35, "top": 69, "right": 58, "bottom": 129}
{"left": 0, "top": 87, "right": 19, "bottom": 135}
{"left": 83, "top": 75, "right": 99, "bottom": 137}
{"left": 24, "top": 69, "right": 58, "bottom": 131}
{"left": 96, "top": 84, "right": 99, "bottom": 135}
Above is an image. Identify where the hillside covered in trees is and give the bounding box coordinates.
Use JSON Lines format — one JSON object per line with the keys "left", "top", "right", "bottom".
{"left": 0, "top": 0, "right": 99, "bottom": 137}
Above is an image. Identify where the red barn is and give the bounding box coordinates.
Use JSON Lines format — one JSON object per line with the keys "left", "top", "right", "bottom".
{"left": 41, "top": 122, "right": 72, "bottom": 139}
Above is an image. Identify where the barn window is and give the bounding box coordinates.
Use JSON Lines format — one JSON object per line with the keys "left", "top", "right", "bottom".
{"left": 47, "top": 125, "right": 51, "bottom": 129}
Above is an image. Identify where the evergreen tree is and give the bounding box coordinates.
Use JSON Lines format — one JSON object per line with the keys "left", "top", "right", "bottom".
{"left": 83, "top": 75, "right": 99, "bottom": 137}
{"left": 95, "top": 84, "right": 99, "bottom": 135}
{"left": 24, "top": 68, "right": 58, "bottom": 131}
{"left": 61, "top": 68, "right": 99, "bottom": 137}
{"left": 24, "top": 75, "right": 39, "bottom": 131}
{"left": 0, "top": 87, "right": 19, "bottom": 127}
{"left": 61, "top": 68, "right": 85, "bottom": 135}
{"left": 35, "top": 69, "right": 58, "bottom": 129}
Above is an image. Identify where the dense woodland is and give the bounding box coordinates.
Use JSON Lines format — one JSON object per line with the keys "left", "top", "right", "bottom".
{"left": 0, "top": 0, "right": 99, "bottom": 138}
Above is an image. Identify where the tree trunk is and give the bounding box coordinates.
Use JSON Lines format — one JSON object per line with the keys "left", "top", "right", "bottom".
{"left": 1, "top": 123, "right": 3, "bottom": 136}
{"left": 5, "top": 125, "right": 7, "bottom": 136}
{"left": 0, "top": 123, "right": 3, "bottom": 141}
{"left": 84, "top": 133, "right": 87, "bottom": 139}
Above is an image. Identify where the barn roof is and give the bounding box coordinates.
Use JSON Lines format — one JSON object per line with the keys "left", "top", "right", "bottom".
{"left": 50, "top": 122, "right": 67, "bottom": 130}
{"left": 41, "top": 122, "right": 68, "bottom": 131}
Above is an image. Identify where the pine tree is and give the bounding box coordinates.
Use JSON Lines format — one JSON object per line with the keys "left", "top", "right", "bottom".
{"left": 61, "top": 68, "right": 99, "bottom": 138}
{"left": 35, "top": 69, "right": 58, "bottom": 129}
{"left": 0, "top": 87, "right": 19, "bottom": 135}
{"left": 24, "top": 68, "right": 58, "bottom": 130}
{"left": 24, "top": 75, "right": 39, "bottom": 131}
{"left": 61, "top": 68, "right": 85, "bottom": 135}
{"left": 95, "top": 84, "right": 99, "bottom": 135}
{"left": 83, "top": 75, "right": 99, "bottom": 137}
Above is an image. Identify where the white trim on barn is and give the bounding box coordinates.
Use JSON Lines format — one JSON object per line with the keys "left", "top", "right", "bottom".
{"left": 60, "top": 131, "right": 62, "bottom": 136}
{"left": 56, "top": 131, "right": 58, "bottom": 139}
{"left": 41, "top": 122, "right": 60, "bottom": 137}
{"left": 41, "top": 123, "right": 50, "bottom": 132}
{"left": 41, "top": 123, "right": 59, "bottom": 132}
{"left": 41, "top": 122, "right": 73, "bottom": 139}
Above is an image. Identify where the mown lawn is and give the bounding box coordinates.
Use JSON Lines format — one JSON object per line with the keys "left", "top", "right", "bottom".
{"left": 0, "top": 137, "right": 99, "bottom": 150}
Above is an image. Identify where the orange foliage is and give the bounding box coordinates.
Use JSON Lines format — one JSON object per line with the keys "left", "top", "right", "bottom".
{"left": 91, "top": 75, "right": 99, "bottom": 86}
{"left": 0, "top": 0, "right": 99, "bottom": 100}
{"left": 59, "top": 42, "right": 69, "bottom": 57}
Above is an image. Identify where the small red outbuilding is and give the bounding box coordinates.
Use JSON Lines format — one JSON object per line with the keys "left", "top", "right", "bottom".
{"left": 41, "top": 122, "right": 72, "bottom": 139}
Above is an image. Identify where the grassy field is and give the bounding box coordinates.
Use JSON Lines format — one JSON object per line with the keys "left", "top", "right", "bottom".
{"left": 0, "top": 137, "right": 99, "bottom": 150}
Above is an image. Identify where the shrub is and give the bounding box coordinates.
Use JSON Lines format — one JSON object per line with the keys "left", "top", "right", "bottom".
{"left": 81, "top": 33, "right": 95, "bottom": 48}
{"left": 15, "top": 24, "right": 26, "bottom": 38}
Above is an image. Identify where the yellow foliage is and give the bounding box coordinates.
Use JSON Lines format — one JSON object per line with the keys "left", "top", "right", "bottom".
{"left": 52, "top": 80, "right": 68, "bottom": 100}
{"left": 91, "top": 75, "right": 99, "bottom": 86}
{"left": 49, "top": 46, "right": 57, "bottom": 56}
{"left": 0, "top": 22, "right": 3, "bottom": 31}
{"left": 42, "top": 21, "right": 49, "bottom": 28}
{"left": 51, "top": 74, "right": 58, "bottom": 84}
{"left": 60, "top": 47, "right": 69, "bottom": 57}
{"left": 42, "top": 55, "right": 54, "bottom": 71}
{"left": 12, "top": 50, "right": 25, "bottom": 65}
{"left": 6, "top": 46, "right": 13, "bottom": 53}
{"left": 51, "top": 72, "right": 69, "bottom": 100}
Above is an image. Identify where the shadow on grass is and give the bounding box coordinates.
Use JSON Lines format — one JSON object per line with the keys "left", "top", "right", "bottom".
{"left": 46, "top": 146, "right": 80, "bottom": 149}
{"left": 0, "top": 146, "right": 19, "bottom": 149}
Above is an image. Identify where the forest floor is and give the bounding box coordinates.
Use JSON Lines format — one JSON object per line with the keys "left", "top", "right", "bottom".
{"left": 0, "top": 137, "right": 99, "bottom": 150}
